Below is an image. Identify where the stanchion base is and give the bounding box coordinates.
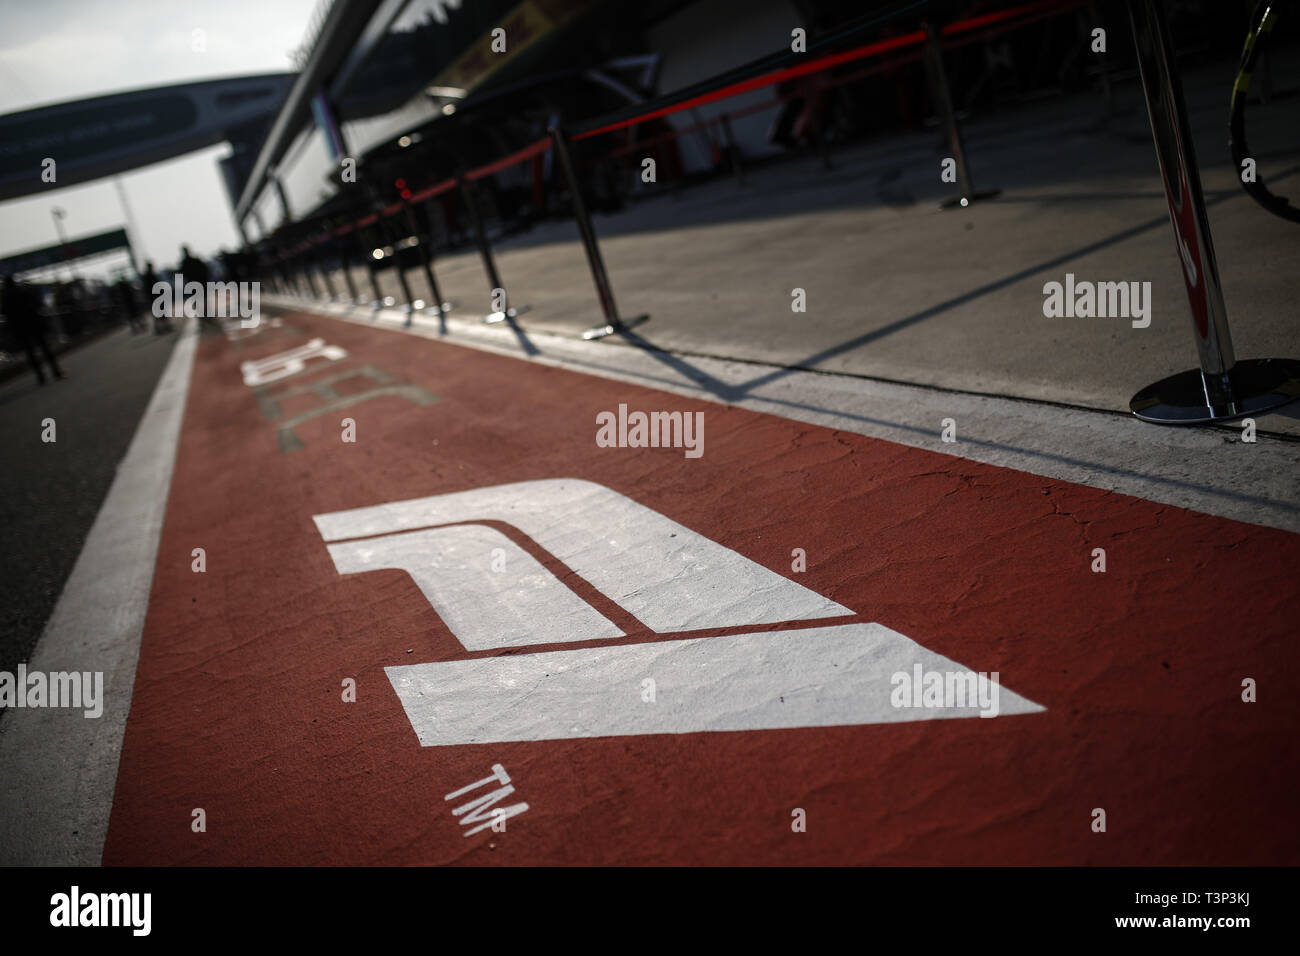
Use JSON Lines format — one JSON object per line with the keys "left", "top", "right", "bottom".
{"left": 422, "top": 301, "right": 454, "bottom": 315}
{"left": 582, "top": 314, "right": 650, "bottom": 340}
{"left": 484, "top": 305, "right": 531, "bottom": 324}
{"left": 1130, "top": 358, "right": 1300, "bottom": 424}
{"left": 941, "top": 188, "right": 1001, "bottom": 209}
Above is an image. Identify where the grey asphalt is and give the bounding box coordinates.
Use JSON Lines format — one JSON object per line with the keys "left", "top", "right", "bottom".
{"left": 0, "top": 323, "right": 180, "bottom": 680}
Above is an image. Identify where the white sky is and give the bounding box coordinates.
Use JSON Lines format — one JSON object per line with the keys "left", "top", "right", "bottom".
{"left": 0, "top": 0, "right": 319, "bottom": 277}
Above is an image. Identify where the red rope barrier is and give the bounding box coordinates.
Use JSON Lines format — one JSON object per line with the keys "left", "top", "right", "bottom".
{"left": 407, "top": 177, "right": 457, "bottom": 204}
{"left": 572, "top": 0, "right": 1077, "bottom": 143}
{"left": 316, "top": 0, "right": 1085, "bottom": 240}
{"left": 942, "top": 0, "right": 1072, "bottom": 38}
{"left": 590, "top": 44, "right": 926, "bottom": 167}
{"left": 577, "top": 0, "right": 1078, "bottom": 171}
{"left": 574, "top": 31, "right": 927, "bottom": 142}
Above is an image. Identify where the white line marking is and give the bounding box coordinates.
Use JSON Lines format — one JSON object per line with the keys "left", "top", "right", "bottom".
{"left": 0, "top": 322, "right": 199, "bottom": 864}
{"left": 445, "top": 764, "right": 528, "bottom": 837}
{"left": 315, "top": 478, "right": 852, "bottom": 632}
{"left": 239, "top": 337, "right": 346, "bottom": 386}
{"left": 317, "top": 480, "right": 1044, "bottom": 745}
{"left": 327, "top": 524, "right": 624, "bottom": 649}
{"left": 387, "top": 623, "right": 1044, "bottom": 746}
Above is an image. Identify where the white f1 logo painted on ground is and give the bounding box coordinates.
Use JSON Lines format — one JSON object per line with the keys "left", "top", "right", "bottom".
{"left": 241, "top": 338, "right": 346, "bottom": 387}
{"left": 313, "top": 478, "right": 1043, "bottom": 745}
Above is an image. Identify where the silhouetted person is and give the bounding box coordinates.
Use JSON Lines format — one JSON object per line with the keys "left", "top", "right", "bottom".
{"left": 179, "top": 245, "right": 214, "bottom": 329}
{"left": 2, "top": 274, "right": 64, "bottom": 385}
{"left": 115, "top": 278, "right": 144, "bottom": 333}
{"left": 179, "top": 244, "right": 209, "bottom": 284}
{"left": 141, "top": 260, "right": 170, "bottom": 334}
{"left": 219, "top": 249, "right": 242, "bottom": 284}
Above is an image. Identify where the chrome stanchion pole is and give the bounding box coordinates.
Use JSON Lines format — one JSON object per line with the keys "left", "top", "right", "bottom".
{"left": 389, "top": 237, "right": 416, "bottom": 317}
{"left": 1127, "top": 0, "right": 1300, "bottom": 423}
{"left": 337, "top": 237, "right": 359, "bottom": 305}
{"left": 923, "top": 18, "right": 999, "bottom": 209}
{"left": 549, "top": 126, "right": 648, "bottom": 340}
{"left": 299, "top": 252, "right": 319, "bottom": 298}
{"left": 364, "top": 240, "right": 382, "bottom": 312}
{"left": 369, "top": 201, "right": 415, "bottom": 317}
{"left": 275, "top": 254, "right": 293, "bottom": 295}
{"left": 458, "top": 174, "right": 526, "bottom": 324}
{"left": 362, "top": 228, "right": 384, "bottom": 310}
{"left": 403, "top": 200, "right": 451, "bottom": 330}
{"left": 360, "top": 181, "right": 393, "bottom": 312}
{"left": 316, "top": 247, "right": 336, "bottom": 300}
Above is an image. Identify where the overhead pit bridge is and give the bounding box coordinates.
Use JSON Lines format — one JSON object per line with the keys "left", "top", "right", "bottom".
{"left": 0, "top": 73, "right": 293, "bottom": 204}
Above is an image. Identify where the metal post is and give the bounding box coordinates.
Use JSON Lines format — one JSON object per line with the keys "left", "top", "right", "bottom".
{"left": 367, "top": 209, "right": 410, "bottom": 316}
{"left": 338, "top": 242, "right": 358, "bottom": 304}
{"left": 358, "top": 228, "right": 383, "bottom": 309}
{"left": 404, "top": 201, "right": 451, "bottom": 329}
{"left": 549, "top": 126, "right": 649, "bottom": 340}
{"left": 317, "top": 253, "right": 336, "bottom": 300}
{"left": 372, "top": 202, "right": 415, "bottom": 314}
{"left": 393, "top": 251, "right": 415, "bottom": 314}
{"left": 365, "top": 254, "right": 384, "bottom": 309}
{"left": 459, "top": 175, "right": 526, "bottom": 324}
{"left": 923, "top": 19, "right": 998, "bottom": 208}
{"left": 1126, "top": 0, "right": 1300, "bottom": 423}
{"left": 279, "top": 256, "right": 296, "bottom": 295}
{"left": 300, "top": 255, "right": 320, "bottom": 298}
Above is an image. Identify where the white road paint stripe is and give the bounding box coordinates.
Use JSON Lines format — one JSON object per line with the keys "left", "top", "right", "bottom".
{"left": 315, "top": 479, "right": 852, "bottom": 633}
{"left": 327, "top": 524, "right": 625, "bottom": 650}
{"left": 0, "top": 322, "right": 199, "bottom": 865}
{"left": 387, "top": 622, "right": 1044, "bottom": 746}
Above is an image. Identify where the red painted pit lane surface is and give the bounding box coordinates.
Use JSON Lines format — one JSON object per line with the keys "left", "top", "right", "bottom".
{"left": 102, "top": 309, "right": 1300, "bottom": 865}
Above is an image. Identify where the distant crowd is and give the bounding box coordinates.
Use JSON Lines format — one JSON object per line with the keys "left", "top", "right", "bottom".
{"left": 0, "top": 246, "right": 259, "bottom": 386}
